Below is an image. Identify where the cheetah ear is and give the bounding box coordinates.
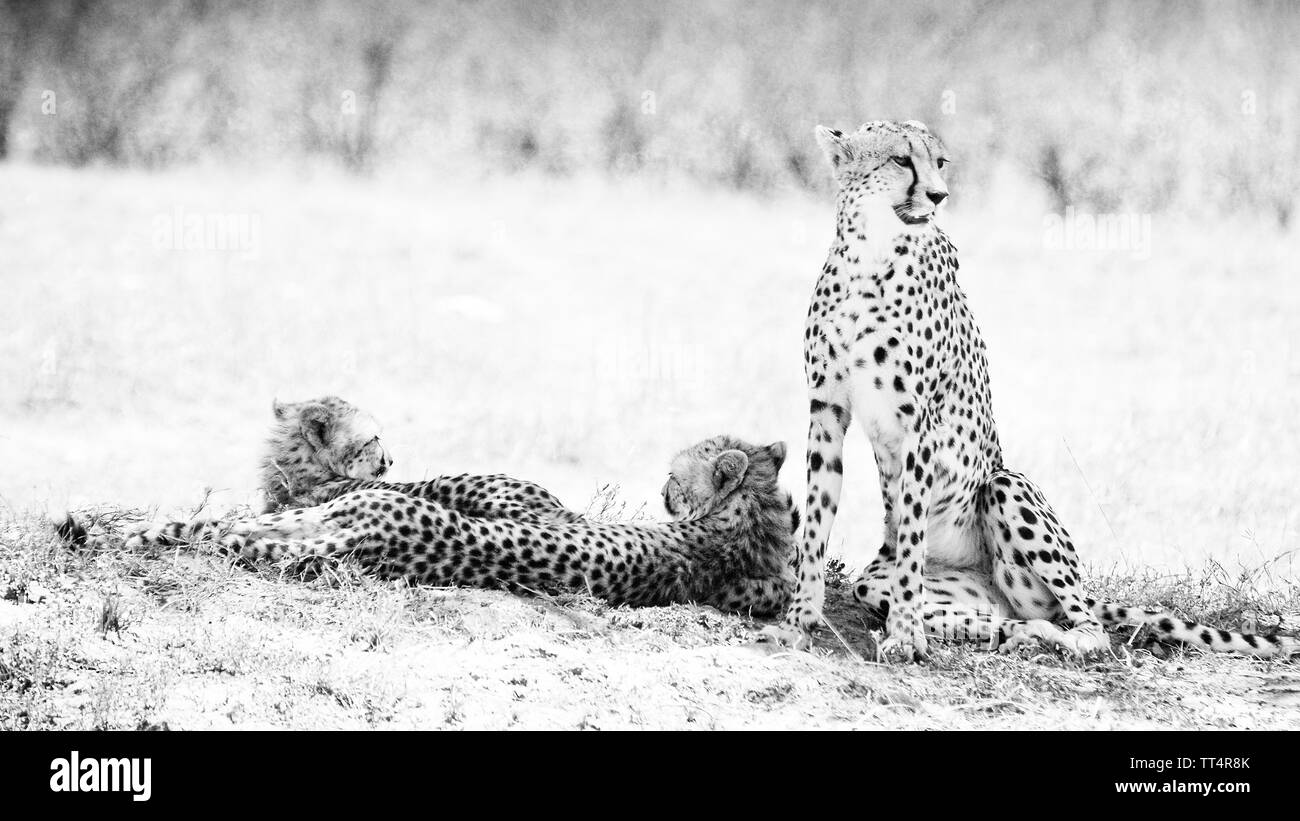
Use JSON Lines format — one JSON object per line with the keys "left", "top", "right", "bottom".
{"left": 298, "top": 403, "right": 333, "bottom": 450}
{"left": 712, "top": 449, "right": 749, "bottom": 495}
{"left": 815, "top": 125, "right": 853, "bottom": 177}
{"left": 766, "top": 441, "right": 787, "bottom": 472}
{"left": 272, "top": 399, "right": 290, "bottom": 420}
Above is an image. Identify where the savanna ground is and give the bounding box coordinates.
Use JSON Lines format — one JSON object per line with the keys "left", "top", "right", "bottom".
{"left": 1, "top": 160, "right": 1298, "bottom": 729}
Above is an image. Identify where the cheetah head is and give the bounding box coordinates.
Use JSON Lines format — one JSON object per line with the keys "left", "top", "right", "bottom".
{"left": 262, "top": 396, "right": 393, "bottom": 506}
{"left": 661, "top": 435, "right": 792, "bottom": 527}
{"left": 815, "top": 120, "right": 949, "bottom": 225}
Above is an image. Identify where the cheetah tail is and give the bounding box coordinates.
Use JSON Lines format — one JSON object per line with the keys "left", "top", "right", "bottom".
{"left": 1087, "top": 598, "right": 1298, "bottom": 660}
{"left": 54, "top": 513, "right": 227, "bottom": 553}
{"left": 54, "top": 513, "right": 89, "bottom": 548}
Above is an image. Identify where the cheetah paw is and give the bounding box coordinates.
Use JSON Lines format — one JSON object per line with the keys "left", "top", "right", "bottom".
{"left": 1000, "top": 620, "right": 1108, "bottom": 660}
{"left": 877, "top": 637, "right": 928, "bottom": 664}
{"left": 1058, "top": 625, "right": 1109, "bottom": 659}
{"left": 997, "top": 631, "right": 1047, "bottom": 655}
{"left": 877, "top": 623, "right": 929, "bottom": 663}
{"left": 756, "top": 622, "right": 813, "bottom": 651}
{"left": 878, "top": 613, "right": 928, "bottom": 663}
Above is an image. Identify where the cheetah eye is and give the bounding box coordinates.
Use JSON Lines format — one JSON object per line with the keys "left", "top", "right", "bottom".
{"left": 937, "top": 158, "right": 949, "bottom": 169}
{"left": 891, "top": 156, "right": 912, "bottom": 168}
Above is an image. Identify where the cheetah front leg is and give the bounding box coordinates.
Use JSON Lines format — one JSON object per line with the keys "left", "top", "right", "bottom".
{"left": 761, "top": 399, "right": 851, "bottom": 648}
{"left": 877, "top": 415, "right": 941, "bottom": 662}
{"left": 216, "top": 526, "right": 366, "bottom": 566}
{"left": 208, "top": 490, "right": 418, "bottom": 567}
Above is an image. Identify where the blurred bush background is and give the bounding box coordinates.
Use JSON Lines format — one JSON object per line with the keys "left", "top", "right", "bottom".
{"left": 2, "top": 0, "right": 1296, "bottom": 223}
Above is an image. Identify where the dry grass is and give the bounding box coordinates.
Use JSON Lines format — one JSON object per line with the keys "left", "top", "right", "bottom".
{"left": 3, "top": 506, "right": 1298, "bottom": 730}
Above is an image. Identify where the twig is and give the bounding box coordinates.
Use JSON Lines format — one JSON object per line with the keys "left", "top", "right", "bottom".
{"left": 1063, "top": 437, "right": 1122, "bottom": 551}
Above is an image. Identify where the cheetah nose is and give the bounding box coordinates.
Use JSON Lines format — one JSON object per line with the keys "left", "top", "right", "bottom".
{"left": 927, "top": 190, "right": 948, "bottom": 206}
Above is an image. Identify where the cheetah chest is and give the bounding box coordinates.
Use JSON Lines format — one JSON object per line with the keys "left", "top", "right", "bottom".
{"left": 851, "top": 371, "right": 981, "bottom": 567}
{"left": 844, "top": 330, "right": 983, "bottom": 569}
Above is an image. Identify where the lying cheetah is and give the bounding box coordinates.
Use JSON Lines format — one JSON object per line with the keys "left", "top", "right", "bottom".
{"left": 61, "top": 399, "right": 797, "bottom": 616}
{"left": 764, "top": 120, "right": 1296, "bottom": 661}
{"left": 65, "top": 396, "right": 576, "bottom": 534}
{"left": 262, "top": 397, "right": 584, "bottom": 524}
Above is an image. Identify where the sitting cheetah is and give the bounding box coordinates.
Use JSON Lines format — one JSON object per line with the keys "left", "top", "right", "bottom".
{"left": 764, "top": 120, "right": 1296, "bottom": 661}
{"left": 60, "top": 399, "right": 797, "bottom": 616}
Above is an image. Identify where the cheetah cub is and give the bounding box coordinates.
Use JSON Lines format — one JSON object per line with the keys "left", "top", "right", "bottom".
{"left": 59, "top": 399, "right": 797, "bottom": 616}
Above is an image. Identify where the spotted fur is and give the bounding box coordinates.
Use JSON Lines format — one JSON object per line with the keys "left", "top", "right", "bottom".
{"left": 60, "top": 431, "right": 798, "bottom": 616}
{"left": 763, "top": 120, "right": 1295, "bottom": 662}
{"left": 94, "top": 396, "right": 579, "bottom": 538}
{"left": 854, "top": 559, "right": 1298, "bottom": 659}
